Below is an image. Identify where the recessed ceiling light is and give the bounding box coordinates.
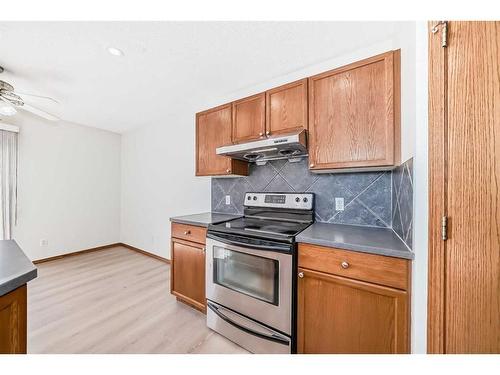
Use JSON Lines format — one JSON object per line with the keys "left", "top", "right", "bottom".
{"left": 107, "top": 47, "right": 124, "bottom": 57}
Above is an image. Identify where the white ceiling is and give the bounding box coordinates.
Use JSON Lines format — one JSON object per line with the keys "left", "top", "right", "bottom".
{"left": 0, "top": 22, "right": 406, "bottom": 133}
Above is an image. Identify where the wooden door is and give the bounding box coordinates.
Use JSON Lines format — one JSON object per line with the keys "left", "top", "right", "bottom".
{"left": 232, "top": 93, "right": 266, "bottom": 143}
{"left": 266, "top": 79, "right": 308, "bottom": 136}
{"left": 0, "top": 285, "right": 27, "bottom": 354}
{"left": 428, "top": 21, "right": 500, "bottom": 353}
{"left": 308, "top": 50, "right": 400, "bottom": 171}
{"left": 171, "top": 239, "right": 206, "bottom": 312}
{"left": 297, "top": 268, "right": 408, "bottom": 354}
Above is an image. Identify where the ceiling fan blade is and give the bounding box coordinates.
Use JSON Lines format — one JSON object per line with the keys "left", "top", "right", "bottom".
{"left": 0, "top": 80, "right": 14, "bottom": 91}
{"left": 20, "top": 103, "right": 60, "bottom": 122}
{"left": 15, "top": 91, "right": 59, "bottom": 104}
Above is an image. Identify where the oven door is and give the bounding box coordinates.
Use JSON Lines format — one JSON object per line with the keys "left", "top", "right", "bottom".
{"left": 206, "top": 233, "right": 292, "bottom": 335}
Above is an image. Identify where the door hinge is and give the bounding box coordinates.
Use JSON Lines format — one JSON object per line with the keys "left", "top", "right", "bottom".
{"left": 441, "top": 216, "right": 448, "bottom": 241}
{"left": 431, "top": 21, "right": 448, "bottom": 48}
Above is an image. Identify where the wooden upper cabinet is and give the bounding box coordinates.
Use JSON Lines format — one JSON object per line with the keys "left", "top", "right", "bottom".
{"left": 232, "top": 93, "right": 266, "bottom": 143}
{"left": 196, "top": 49, "right": 401, "bottom": 175}
{"left": 308, "top": 50, "right": 401, "bottom": 171}
{"left": 266, "top": 79, "right": 308, "bottom": 136}
{"left": 196, "top": 104, "right": 248, "bottom": 176}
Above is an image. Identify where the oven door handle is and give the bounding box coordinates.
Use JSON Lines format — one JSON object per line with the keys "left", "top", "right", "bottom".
{"left": 206, "top": 233, "right": 291, "bottom": 253}
{"left": 207, "top": 301, "right": 290, "bottom": 346}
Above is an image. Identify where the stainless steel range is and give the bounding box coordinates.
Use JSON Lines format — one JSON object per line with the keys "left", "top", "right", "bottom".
{"left": 205, "top": 192, "right": 314, "bottom": 354}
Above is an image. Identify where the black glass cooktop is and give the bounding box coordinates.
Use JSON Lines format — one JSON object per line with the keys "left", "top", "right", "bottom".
{"left": 209, "top": 217, "right": 311, "bottom": 238}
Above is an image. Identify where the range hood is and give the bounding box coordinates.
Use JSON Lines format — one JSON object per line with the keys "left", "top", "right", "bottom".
{"left": 216, "top": 130, "right": 308, "bottom": 164}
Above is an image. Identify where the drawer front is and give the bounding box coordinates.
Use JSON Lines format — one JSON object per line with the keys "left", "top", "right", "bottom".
{"left": 298, "top": 243, "right": 409, "bottom": 290}
{"left": 171, "top": 223, "right": 207, "bottom": 244}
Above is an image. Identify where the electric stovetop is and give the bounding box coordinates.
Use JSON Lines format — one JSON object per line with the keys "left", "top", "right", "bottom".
{"left": 211, "top": 216, "right": 310, "bottom": 237}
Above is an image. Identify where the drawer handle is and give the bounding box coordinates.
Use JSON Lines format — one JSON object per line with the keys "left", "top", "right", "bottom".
{"left": 341, "top": 261, "right": 349, "bottom": 269}
{"left": 298, "top": 272, "right": 304, "bottom": 278}
{"left": 184, "top": 230, "right": 191, "bottom": 235}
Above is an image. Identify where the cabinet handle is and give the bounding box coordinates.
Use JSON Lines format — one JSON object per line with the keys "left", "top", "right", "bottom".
{"left": 202, "top": 247, "right": 206, "bottom": 253}
{"left": 309, "top": 163, "right": 315, "bottom": 168}
{"left": 298, "top": 272, "right": 304, "bottom": 278}
{"left": 341, "top": 261, "right": 349, "bottom": 269}
{"left": 184, "top": 230, "right": 191, "bottom": 235}
{"left": 259, "top": 132, "right": 264, "bottom": 136}
{"left": 226, "top": 169, "right": 231, "bottom": 173}
{"left": 266, "top": 131, "right": 270, "bottom": 136}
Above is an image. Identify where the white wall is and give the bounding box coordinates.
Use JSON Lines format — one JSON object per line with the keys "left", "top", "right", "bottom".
{"left": 12, "top": 116, "right": 121, "bottom": 261}
{"left": 411, "top": 21, "right": 429, "bottom": 354}
{"left": 120, "top": 112, "right": 210, "bottom": 258}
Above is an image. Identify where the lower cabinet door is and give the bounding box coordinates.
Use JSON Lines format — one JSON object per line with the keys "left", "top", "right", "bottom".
{"left": 297, "top": 268, "right": 409, "bottom": 354}
{"left": 171, "top": 239, "right": 206, "bottom": 312}
{"left": 0, "top": 285, "right": 27, "bottom": 354}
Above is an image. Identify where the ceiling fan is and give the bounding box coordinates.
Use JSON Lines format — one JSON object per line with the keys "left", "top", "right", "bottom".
{"left": 0, "top": 66, "right": 60, "bottom": 122}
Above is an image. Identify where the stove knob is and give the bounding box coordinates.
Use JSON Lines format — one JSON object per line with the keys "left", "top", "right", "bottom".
{"left": 253, "top": 196, "right": 257, "bottom": 201}
{"left": 303, "top": 197, "right": 308, "bottom": 203}
{"left": 247, "top": 196, "right": 251, "bottom": 200}
{"left": 295, "top": 197, "right": 300, "bottom": 202}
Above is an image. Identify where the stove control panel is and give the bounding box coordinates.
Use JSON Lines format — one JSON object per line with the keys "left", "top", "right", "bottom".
{"left": 244, "top": 192, "right": 314, "bottom": 210}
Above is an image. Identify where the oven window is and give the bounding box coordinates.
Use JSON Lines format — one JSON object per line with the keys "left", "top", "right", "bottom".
{"left": 213, "top": 246, "right": 279, "bottom": 305}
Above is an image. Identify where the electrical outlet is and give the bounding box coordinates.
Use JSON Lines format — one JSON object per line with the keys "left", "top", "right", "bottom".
{"left": 225, "top": 195, "right": 231, "bottom": 205}
{"left": 335, "top": 197, "right": 345, "bottom": 211}
{"left": 39, "top": 239, "right": 48, "bottom": 247}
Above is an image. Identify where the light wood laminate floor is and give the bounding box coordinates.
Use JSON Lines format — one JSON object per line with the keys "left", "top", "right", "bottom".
{"left": 28, "top": 246, "right": 248, "bottom": 354}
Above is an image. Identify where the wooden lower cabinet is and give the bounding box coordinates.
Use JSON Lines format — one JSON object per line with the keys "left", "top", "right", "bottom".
{"left": 297, "top": 243, "right": 410, "bottom": 354}
{"left": 297, "top": 268, "right": 408, "bottom": 354}
{"left": 0, "top": 285, "right": 27, "bottom": 354}
{"left": 171, "top": 223, "right": 207, "bottom": 312}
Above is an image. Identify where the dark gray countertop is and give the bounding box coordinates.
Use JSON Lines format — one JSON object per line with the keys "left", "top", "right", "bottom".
{"left": 0, "top": 240, "right": 37, "bottom": 296}
{"left": 296, "top": 222, "right": 414, "bottom": 260}
{"left": 170, "top": 212, "right": 242, "bottom": 227}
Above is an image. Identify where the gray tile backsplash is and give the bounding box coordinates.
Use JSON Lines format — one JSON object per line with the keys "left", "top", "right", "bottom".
{"left": 392, "top": 158, "right": 413, "bottom": 249}
{"left": 212, "top": 157, "right": 416, "bottom": 236}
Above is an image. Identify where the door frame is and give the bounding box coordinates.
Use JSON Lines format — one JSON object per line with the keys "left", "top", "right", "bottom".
{"left": 427, "top": 20, "right": 448, "bottom": 354}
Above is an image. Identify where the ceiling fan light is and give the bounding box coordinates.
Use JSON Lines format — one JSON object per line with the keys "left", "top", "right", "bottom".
{"left": 0, "top": 102, "right": 17, "bottom": 116}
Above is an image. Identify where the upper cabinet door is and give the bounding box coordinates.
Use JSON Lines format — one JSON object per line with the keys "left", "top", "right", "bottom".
{"left": 232, "top": 93, "right": 266, "bottom": 143}
{"left": 266, "top": 79, "right": 308, "bottom": 137}
{"left": 196, "top": 104, "right": 247, "bottom": 176}
{"left": 308, "top": 50, "right": 401, "bottom": 171}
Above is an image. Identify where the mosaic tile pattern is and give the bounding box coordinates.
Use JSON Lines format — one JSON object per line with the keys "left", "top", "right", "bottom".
{"left": 212, "top": 158, "right": 394, "bottom": 228}
{"left": 391, "top": 158, "right": 413, "bottom": 249}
